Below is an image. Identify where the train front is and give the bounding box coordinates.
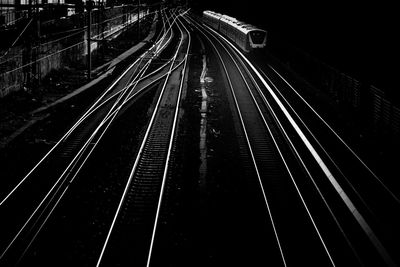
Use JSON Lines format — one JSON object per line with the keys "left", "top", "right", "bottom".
{"left": 248, "top": 30, "right": 267, "bottom": 49}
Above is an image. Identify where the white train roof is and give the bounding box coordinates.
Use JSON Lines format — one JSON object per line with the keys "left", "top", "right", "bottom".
{"left": 203, "top": 10, "right": 223, "bottom": 20}
{"left": 203, "top": 10, "right": 266, "bottom": 35}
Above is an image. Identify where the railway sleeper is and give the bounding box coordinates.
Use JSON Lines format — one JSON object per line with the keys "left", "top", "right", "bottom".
{"left": 132, "top": 181, "right": 161, "bottom": 187}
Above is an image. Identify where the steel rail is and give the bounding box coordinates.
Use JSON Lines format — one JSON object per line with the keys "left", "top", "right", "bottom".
{"left": 0, "top": 11, "right": 184, "bottom": 262}
{"left": 208, "top": 29, "right": 336, "bottom": 266}
{"left": 13, "top": 58, "right": 167, "bottom": 263}
{"left": 0, "top": 53, "right": 189, "bottom": 263}
{"left": 211, "top": 26, "right": 397, "bottom": 267}
{"left": 96, "top": 10, "right": 188, "bottom": 267}
{"left": 254, "top": 68, "right": 366, "bottom": 265}
{"left": 268, "top": 65, "right": 400, "bottom": 205}
{"left": 146, "top": 13, "right": 191, "bottom": 267}
{"left": 0, "top": 58, "right": 179, "bottom": 262}
{"left": 184, "top": 14, "right": 287, "bottom": 267}
{"left": 0, "top": 9, "right": 175, "bottom": 207}
{"left": 259, "top": 69, "right": 375, "bottom": 213}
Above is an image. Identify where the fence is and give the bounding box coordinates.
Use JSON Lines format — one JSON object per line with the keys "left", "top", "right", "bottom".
{"left": 268, "top": 37, "right": 400, "bottom": 145}
{"left": 0, "top": 29, "right": 87, "bottom": 97}
{"left": 0, "top": 5, "right": 150, "bottom": 97}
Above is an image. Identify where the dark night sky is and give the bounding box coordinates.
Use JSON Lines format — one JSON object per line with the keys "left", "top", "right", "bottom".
{"left": 191, "top": 0, "right": 398, "bottom": 101}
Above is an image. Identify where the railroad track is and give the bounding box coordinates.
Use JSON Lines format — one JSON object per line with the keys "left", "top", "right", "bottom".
{"left": 254, "top": 58, "right": 400, "bottom": 266}
{"left": 95, "top": 10, "right": 191, "bottom": 266}
{"left": 0, "top": 8, "right": 189, "bottom": 266}
{"left": 186, "top": 14, "right": 398, "bottom": 266}
{"left": 1, "top": 7, "right": 397, "bottom": 267}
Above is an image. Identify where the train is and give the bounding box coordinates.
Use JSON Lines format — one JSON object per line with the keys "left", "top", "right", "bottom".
{"left": 202, "top": 10, "right": 267, "bottom": 52}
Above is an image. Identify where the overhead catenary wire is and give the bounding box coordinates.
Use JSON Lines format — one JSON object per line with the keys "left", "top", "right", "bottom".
{"left": 0, "top": 13, "right": 126, "bottom": 66}
{"left": 2, "top": 15, "right": 28, "bottom": 27}
{"left": 0, "top": 18, "right": 33, "bottom": 60}
{"left": 0, "top": 39, "right": 85, "bottom": 76}
{"left": 0, "top": 10, "right": 153, "bottom": 76}
{"left": 0, "top": 28, "right": 85, "bottom": 66}
{"left": 0, "top": 9, "right": 29, "bottom": 28}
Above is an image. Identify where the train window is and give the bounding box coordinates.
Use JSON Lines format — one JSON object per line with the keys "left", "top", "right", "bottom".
{"left": 250, "top": 31, "right": 266, "bottom": 44}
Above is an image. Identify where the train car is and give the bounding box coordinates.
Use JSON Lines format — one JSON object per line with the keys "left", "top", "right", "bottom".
{"left": 202, "top": 10, "right": 267, "bottom": 53}
{"left": 202, "top": 10, "right": 221, "bottom": 31}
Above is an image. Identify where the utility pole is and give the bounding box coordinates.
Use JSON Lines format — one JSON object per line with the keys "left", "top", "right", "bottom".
{"left": 86, "top": 0, "right": 92, "bottom": 80}
{"left": 137, "top": 0, "right": 140, "bottom": 39}
{"left": 26, "top": 0, "right": 33, "bottom": 87}
{"left": 34, "top": 0, "right": 40, "bottom": 87}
